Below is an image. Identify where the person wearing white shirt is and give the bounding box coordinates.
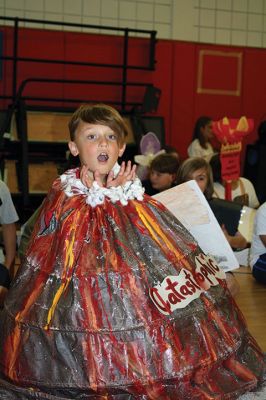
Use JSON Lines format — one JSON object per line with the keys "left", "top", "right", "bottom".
{"left": 187, "top": 116, "right": 215, "bottom": 161}
{"left": 210, "top": 154, "right": 260, "bottom": 208}
{"left": 213, "top": 177, "right": 260, "bottom": 209}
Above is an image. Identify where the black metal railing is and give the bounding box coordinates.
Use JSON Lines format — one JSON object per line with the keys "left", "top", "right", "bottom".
{"left": 0, "top": 16, "right": 159, "bottom": 221}
{"left": 0, "top": 16, "right": 157, "bottom": 107}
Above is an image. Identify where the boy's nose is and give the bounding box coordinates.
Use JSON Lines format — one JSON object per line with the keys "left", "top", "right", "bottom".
{"left": 99, "top": 137, "right": 108, "bottom": 146}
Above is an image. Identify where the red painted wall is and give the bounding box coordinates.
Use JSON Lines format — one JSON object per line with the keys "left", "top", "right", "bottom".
{"left": 1, "top": 26, "right": 266, "bottom": 166}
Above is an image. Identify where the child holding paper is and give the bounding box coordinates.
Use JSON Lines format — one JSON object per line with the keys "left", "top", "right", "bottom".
{"left": 0, "top": 104, "right": 264, "bottom": 399}
{"left": 177, "top": 157, "right": 248, "bottom": 251}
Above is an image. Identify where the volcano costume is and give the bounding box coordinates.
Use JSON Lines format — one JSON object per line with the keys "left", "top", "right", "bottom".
{"left": 0, "top": 166, "right": 265, "bottom": 400}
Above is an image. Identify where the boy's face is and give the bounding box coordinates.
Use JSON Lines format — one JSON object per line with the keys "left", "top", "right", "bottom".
{"left": 150, "top": 170, "right": 175, "bottom": 192}
{"left": 68, "top": 122, "right": 125, "bottom": 179}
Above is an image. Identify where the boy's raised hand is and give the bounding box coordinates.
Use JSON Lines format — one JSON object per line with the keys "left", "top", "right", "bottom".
{"left": 80, "top": 161, "right": 136, "bottom": 189}
{"left": 107, "top": 161, "right": 136, "bottom": 188}
{"left": 80, "top": 165, "right": 103, "bottom": 188}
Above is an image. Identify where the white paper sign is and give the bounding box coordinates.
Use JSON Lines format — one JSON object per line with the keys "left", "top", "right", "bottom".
{"left": 153, "top": 180, "right": 239, "bottom": 271}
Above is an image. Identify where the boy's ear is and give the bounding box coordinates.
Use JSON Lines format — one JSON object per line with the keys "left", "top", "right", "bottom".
{"left": 68, "top": 141, "right": 79, "bottom": 156}
{"left": 118, "top": 143, "right": 126, "bottom": 157}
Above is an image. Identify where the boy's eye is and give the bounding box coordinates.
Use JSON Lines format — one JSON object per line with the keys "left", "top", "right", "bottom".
{"left": 87, "top": 134, "right": 96, "bottom": 140}
{"left": 108, "top": 134, "right": 117, "bottom": 141}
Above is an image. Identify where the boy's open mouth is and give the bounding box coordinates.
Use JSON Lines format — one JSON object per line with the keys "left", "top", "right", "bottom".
{"left": 97, "top": 153, "right": 109, "bottom": 162}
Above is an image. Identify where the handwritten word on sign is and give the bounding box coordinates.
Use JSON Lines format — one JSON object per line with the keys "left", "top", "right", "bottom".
{"left": 149, "top": 253, "right": 226, "bottom": 315}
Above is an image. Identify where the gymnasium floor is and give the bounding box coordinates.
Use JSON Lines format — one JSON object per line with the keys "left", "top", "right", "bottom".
{"left": 235, "top": 266, "right": 266, "bottom": 352}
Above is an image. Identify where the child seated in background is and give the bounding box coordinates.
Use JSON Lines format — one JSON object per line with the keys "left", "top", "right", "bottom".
{"left": 0, "top": 104, "right": 264, "bottom": 399}
{"left": 176, "top": 157, "right": 248, "bottom": 251}
{"left": 187, "top": 116, "right": 216, "bottom": 160}
{"left": 250, "top": 201, "right": 266, "bottom": 284}
{"left": 176, "top": 156, "right": 251, "bottom": 297}
{"left": 142, "top": 153, "right": 180, "bottom": 195}
{"left": 176, "top": 155, "right": 213, "bottom": 200}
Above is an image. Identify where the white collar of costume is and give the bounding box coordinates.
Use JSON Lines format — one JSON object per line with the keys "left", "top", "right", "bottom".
{"left": 60, "top": 163, "right": 144, "bottom": 207}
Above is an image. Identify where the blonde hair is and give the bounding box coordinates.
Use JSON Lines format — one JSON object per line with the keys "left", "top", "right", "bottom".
{"left": 176, "top": 157, "right": 214, "bottom": 200}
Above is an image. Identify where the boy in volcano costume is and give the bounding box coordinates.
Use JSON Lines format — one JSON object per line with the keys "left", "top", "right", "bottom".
{"left": 0, "top": 104, "right": 264, "bottom": 399}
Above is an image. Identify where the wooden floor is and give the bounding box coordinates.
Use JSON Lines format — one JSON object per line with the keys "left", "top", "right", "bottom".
{"left": 234, "top": 266, "right": 266, "bottom": 351}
